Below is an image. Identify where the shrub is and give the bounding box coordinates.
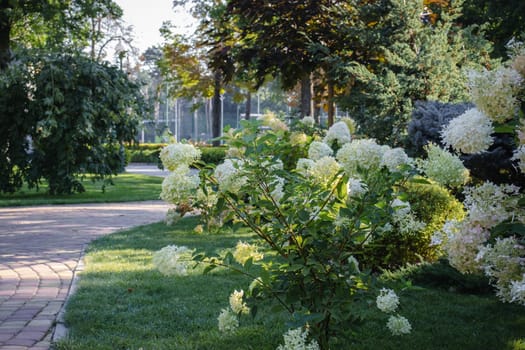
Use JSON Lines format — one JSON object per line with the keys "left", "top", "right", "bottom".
{"left": 361, "top": 180, "right": 465, "bottom": 270}
{"left": 126, "top": 144, "right": 227, "bottom": 166}
{"left": 406, "top": 100, "right": 473, "bottom": 157}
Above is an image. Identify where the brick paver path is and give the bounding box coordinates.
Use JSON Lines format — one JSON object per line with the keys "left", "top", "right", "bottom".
{"left": 0, "top": 200, "right": 170, "bottom": 349}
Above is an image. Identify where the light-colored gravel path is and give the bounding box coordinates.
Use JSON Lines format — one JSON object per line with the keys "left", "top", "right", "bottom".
{"left": 0, "top": 165, "right": 170, "bottom": 349}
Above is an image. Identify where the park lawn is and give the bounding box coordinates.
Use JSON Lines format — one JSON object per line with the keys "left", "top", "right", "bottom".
{"left": 0, "top": 173, "right": 163, "bottom": 207}
{"left": 56, "top": 216, "right": 525, "bottom": 350}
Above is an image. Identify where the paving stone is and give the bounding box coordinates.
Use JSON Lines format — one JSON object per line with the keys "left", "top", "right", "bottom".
{"left": 0, "top": 193, "right": 170, "bottom": 348}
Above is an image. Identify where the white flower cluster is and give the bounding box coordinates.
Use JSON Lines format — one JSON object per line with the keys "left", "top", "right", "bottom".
{"left": 442, "top": 220, "right": 490, "bottom": 273}
{"left": 290, "top": 132, "right": 309, "bottom": 146}
{"left": 347, "top": 178, "right": 368, "bottom": 198}
{"left": 476, "top": 237, "right": 525, "bottom": 303}
{"left": 301, "top": 116, "right": 316, "bottom": 127}
{"left": 463, "top": 182, "right": 520, "bottom": 229}
{"left": 152, "top": 245, "right": 193, "bottom": 277}
{"left": 307, "top": 141, "right": 333, "bottom": 160}
{"left": 159, "top": 143, "right": 201, "bottom": 171}
{"left": 381, "top": 147, "right": 412, "bottom": 173}
{"left": 336, "top": 139, "right": 384, "bottom": 177}
{"left": 218, "top": 289, "right": 250, "bottom": 333}
{"left": 417, "top": 144, "right": 470, "bottom": 188}
{"left": 513, "top": 145, "right": 525, "bottom": 173}
{"left": 229, "top": 289, "right": 250, "bottom": 315}
{"left": 467, "top": 67, "right": 523, "bottom": 123}
{"left": 258, "top": 113, "right": 289, "bottom": 132}
{"left": 160, "top": 166, "right": 200, "bottom": 204}
{"left": 308, "top": 156, "right": 341, "bottom": 186}
{"left": 510, "top": 275, "right": 525, "bottom": 306}
{"left": 376, "top": 288, "right": 412, "bottom": 336}
{"left": 233, "top": 241, "right": 264, "bottom": 265}
{"left": 441, "top": 108, "right": 494, "bottom": 154}
{"left": 376, "top": 288, "right": 400, "bottom": 313}
{"left": 217, "top": 308, "right": 239, "bottom": 333}
{"left": 386, "top": 315, "right": 412, "bottom": 336}
{"left": 323, "top": 121, "right": 352, "bottom": 148}
{"left": 390, "top": 199, "right": 425, "bottom": 235}
{"left": 276, "top": 328, "right": 320, "bottom": 350}
{"left": 214, "top": 159, "right": 248, "bottom": 193}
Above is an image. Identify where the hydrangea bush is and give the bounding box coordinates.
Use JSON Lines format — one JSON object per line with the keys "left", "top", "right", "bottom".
{"left": 155, "top": 115, "right": 467, "bottom": 348}
{"left": 434, "top": 42, "right": 525, "bottom": 306}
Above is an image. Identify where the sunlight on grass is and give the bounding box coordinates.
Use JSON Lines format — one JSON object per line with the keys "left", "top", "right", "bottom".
{"left": 58, "top": 216, "right": 525, "bottom": 350}
{"left": 0, "top": 173, "right": 163, "bottom": 206}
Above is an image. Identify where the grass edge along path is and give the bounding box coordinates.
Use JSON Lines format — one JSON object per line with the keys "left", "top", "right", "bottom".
{"left": 56, "top": 216, "right": 525, "bottom": 350}
{"left": 0, "top": 173, "right": 163, "bottom": 207}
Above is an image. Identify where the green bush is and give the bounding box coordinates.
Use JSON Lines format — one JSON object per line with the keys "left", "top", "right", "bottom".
{"left": 382, "top": 259, "right": 492, "bottom": 295}
{"left": 362, "top": 180, "right": 465, "bottom": 270}
{"left": 126, "top": 143, "right": 226, "bottom": 166}
{"left": 126, "top": 143, "right": 166, "bottom": 164}
{"left": 199, "top": 146, "right": 227, "bottom": 164}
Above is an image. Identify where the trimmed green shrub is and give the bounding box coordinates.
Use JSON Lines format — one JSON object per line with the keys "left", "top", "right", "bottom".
{"left": 362, "top": 180, "right": 465, "bottom": 270}
{"left": 126, "top": 143, "right": 226, "bottom": 166}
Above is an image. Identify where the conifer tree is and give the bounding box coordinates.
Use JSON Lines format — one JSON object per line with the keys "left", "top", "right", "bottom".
{"left": 338, "top": 0, "right": 493, "bottom": 146}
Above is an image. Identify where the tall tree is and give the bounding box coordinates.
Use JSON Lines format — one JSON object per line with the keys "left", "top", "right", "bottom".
{"left": 461, "top": 0, "right": 525, "bottom": 58}
{"left": 337, "top": 0, "right": 493, "bottom": 145}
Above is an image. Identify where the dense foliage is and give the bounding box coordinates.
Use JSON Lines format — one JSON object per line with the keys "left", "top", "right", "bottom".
{"left": 0, "top": 52, "right": 147, "bottom": 194}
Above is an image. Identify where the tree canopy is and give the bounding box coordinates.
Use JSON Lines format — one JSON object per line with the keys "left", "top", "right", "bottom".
{"left": 0, "top": 0, "right": 148, "bottom": 194}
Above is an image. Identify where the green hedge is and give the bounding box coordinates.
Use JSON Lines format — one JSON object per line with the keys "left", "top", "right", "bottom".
{"left": 126, "top": 143, "right": 227, "bottom": 166}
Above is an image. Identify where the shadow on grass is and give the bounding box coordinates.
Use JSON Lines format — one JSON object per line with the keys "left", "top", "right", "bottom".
{"left": 57, "top": 216, "right": 525, "bottom": 350}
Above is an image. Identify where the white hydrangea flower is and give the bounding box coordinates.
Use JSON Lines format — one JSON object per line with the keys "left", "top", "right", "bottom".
{"left": 229, "top": 289, "right": 250, "bottom": 315}
{"left": 226, "top": 146, "right": 245, "bottom": 158}
{"left": 308, "top": 141, "right": 333, "bottom": 161}
{"left": 386, "top": 315, "right": 412, "bottom": 336}
{"left": 376, "top": 288, "right": 400, "bottom": 313}
{"left": 296, "top": 158, "right": 315, "bottom": 177}
{"left": 391, "top": 198, "right": 411, "bottom": 217}
{"left": 159, "top": 143, "right": 201, "bottom": 171}
{"left": 160, "top": 166, "right": 200, "bottom": 204}
{"left": 301, "top": 116, "right": 316, "bottom": 127}
{"left": 269, "top": 176, "right": 286, "bottom": 203}
{"left": 309, "top": 156, "right": 341, "bottom": 185}
{"left": 217, "top": 308, "right": 239, "bottom": 333}
{"left": 323, "top": 121, "right": 352, "bottom": 148}
{"left": 258, "top": 113, "right": 289, "bottom": 131}
{"left": 442, "top": 219, "right": 490, "bottom": 274}
{"left": 290, "top": 132, "right": 309, "bottom": 146}
{"left": 441, "top": 108, "right": 494, "bottom": 154}
{"left": 336, "top": 139, "right": 385, "bottom": 177}
{"left": 417, "top": 144, "right": 470, "bottom": 188}
{"left": 347, "top": 255, "right": 360, "bottom": 274}
{"left": 512, "top": 145, "right": 525, "bottom": 173}
{"left": 510, "top": 275, "right": 525, "bottom": 306}
{"left": 233, "top": 241, "right": 264, "bottom": 265}
{"left": 347, "top": 178, "right": 368, "bottom": 198}
{"left": 276, "top": 328, "right": 320, "bottom": 350}
{"left": 214, "top": 159, "right": 247, "bottom": 193}
{"left": 381, "top": 147, "right": 412, "bottom": 172}
{"left": 152, "top": 245, "right": 194, "bottom": 276}
{"left": 476, "top": 237, "right": 524, "bottom": 303}
{"left": 463, "top": 182, "right": 520, "bottom": 229}
{"left": 467, "top": 67, "right": 523, "bottom": 123}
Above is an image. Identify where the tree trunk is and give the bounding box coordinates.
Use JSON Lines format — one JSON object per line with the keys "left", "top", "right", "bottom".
{"left": 0, "top": 1, "right": 12, "bottom": 70}
{"left": 245, "top": 91, "right": 251, "bottom": 120}
{"left": 327, "top": 82, "right": 335, "bottom": 127}
{"left": 300, "top": 75, "right": 312, "bottom": 118}
{"left": 212, "top": 71, "right": 222, "bottom": 147}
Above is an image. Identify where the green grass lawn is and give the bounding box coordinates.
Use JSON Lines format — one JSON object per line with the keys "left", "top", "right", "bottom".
{"left": 56, "top": 216, "right": 525, "bottom": 350}
{"left": 0, "top": 173, "right": 163, "bottom": 207}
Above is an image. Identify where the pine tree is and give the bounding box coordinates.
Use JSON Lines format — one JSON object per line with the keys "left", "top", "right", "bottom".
{"left": 338, "top": 0, "right": 493, "bottom": 146}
